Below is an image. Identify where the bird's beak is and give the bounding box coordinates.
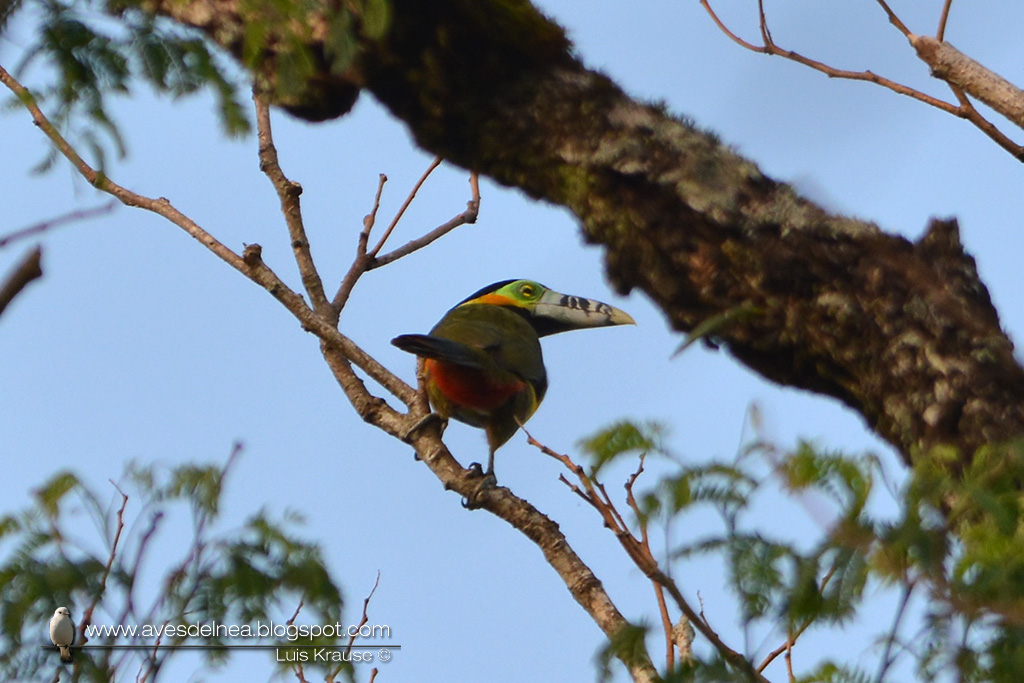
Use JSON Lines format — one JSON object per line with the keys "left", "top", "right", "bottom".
{"left": 529, "top": 288, "right": 635, "bottom": 337}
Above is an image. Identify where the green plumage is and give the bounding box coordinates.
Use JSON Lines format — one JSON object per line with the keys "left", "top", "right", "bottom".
{"left": 392, "top": 279, "right": 634, "bottom": 477}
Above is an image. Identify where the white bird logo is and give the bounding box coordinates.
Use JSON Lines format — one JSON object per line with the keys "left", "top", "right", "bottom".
{"left": 48, "top": 606, "right": 75, "bottom": 663}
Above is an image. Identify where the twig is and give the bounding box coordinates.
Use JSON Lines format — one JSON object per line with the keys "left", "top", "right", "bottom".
{"left": 701, "top": 0, "right": 952, "bottom": 110}
{"left": 757, "top": 558, "right": 841, "bottom": 673}
{"left": 253, "top": 89, "right": 331, "bottom": 314}
{"left": 286, "top": 599, "right": 305, "bottom": 626}
{"left": 331, "top": 174, "right": 388, "bottom": 315}
{"left": 370, "top": 171, "right": 480, "bottom": 270}
{"left": 0, "top": 64, "right": 247, "bottom": 278}
{"left": 873, "top": 0, "right": 911, "bottom": 37}
{"left": 784, "top": 634, "right": 795, "bottom": 682}
{"left": 526, "top": 430, "right": 771, "bottom": 683}
{"left": 368, "top": 156, "right": 442, "bottom": 258}
{"left": 699, "top": 0, "right": 1024, "bottom": 161}
{"left": 287, "top": 597, "right": 307, "bottom": 683}
{"left": 362, "top": 175, "right": 388, "bottom": 255}
{"left": 936, "top": 0, "right": 954, "bottom": 42}
{"left": 346, "top": 572, "right": 381, "bottom": 652}
{"left": 2, "top": 59, "right": 660, "bottom": 683}
{"left": 875, "top": 580, "right": 916, "bottom": 683}
{"left": 0, "top": 200, "right": 117, "bottom": 248}
{"left": 330, "top": 160, "right": 478, "bottom": 317}
{"left": 0, "top": 63, "right": 418, "bottom": 411}
{"left": 625, "top": 457, "right": 675, "bottom": 671}
{"left": 756, "top": 0, "right": 771, "bottom": 47}
{"left": 0, "top": 246, "right": 42, "bottom": 316}
{"left": 76, "top": 482, "right": 129, "bottom": 653}
{"left": 700, "top": 0, "right": 761, "bottom": 52}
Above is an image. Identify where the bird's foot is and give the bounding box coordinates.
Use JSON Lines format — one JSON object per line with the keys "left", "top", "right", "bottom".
{"left": 461, "top": 464, "right": 497, "bottom": 509}
{"left": 402, "top": 412, "right": 447, "bottom": 453}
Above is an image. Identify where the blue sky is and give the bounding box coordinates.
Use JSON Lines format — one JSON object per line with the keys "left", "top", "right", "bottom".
{"left": 3, "top": 1, "right": 1024, "bottom": 681}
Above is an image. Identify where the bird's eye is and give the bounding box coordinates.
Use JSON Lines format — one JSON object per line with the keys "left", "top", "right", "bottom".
{"left": 520, "top": 284, "right": 535, "bottom": 298}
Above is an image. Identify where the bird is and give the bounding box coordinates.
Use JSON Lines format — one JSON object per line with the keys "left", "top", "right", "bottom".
{"left": 49, "top": 606, "right": 75, "bottom": 663}
{"left": 392, "top": 279, "right": 634, "bottom": 485}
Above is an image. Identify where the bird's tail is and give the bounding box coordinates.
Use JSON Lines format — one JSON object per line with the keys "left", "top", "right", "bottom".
{"left": 391, "top": 334, "right": 484, "bottom": 368}
{"left": 59, "top": 645, "right": 72, "bottom": 663}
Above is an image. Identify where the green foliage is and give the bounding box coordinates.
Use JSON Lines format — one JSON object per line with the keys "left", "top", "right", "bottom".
{"left": 13, "top": 0, "right": 248, "bottom": 170}
{"left": 796, "top": 661, "right": 873, "bottom": 683}
{"left": 580, "top": 419, "right": 1024, "bottom": 682}
{"left": 0, "top": 454, "right": 349, "bottom": 682}
{"left": 9, "top": 0, "right": 393, "bottom": 170}
{"left": 596, "top": 622, "right": 649, "bottom": 683}
{"left": 577, "top": 419, "right": 666, "bottom": 476}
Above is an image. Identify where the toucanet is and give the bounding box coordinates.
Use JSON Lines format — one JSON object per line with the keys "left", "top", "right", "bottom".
{"left": 392, "top": 279, "right": 634, "bottom": 479}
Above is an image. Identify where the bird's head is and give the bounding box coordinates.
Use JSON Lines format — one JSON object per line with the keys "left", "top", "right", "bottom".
{"left": 456, "top": 279, "right": 635, "bottom": 337}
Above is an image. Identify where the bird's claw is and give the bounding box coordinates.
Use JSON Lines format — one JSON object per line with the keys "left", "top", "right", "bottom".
{"left": 461, "top": 469, "right": 497, "bottom": 509}
{"left": 402, "top": 412, "right": 447, "bottom": 448}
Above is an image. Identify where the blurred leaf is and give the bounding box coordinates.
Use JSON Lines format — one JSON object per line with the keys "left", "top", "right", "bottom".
{"left": 796, "top": 661, "right": 872, "bottom": 683}
{"left": 578, "top": 420, "right": 665, "bottom": 475}
{"left": 33, "top": 471, "right": 79, "bottom": 518}
{"left": 728, "top": 534, "right": 787, "bottom": 621}
{"left": 596, "top": 622, "right": 648, "bottom": 683}
{"left": 360, "top": 0, "right": 390, "bottom": 40}
{"left": 0, "top": 455, "right": 347, "bottom": 681}
{"left": 13, "top": 0, "right": 250, "bottom": 170}
{"left": 325, "top": 8, "right": 356, "bottom": 73}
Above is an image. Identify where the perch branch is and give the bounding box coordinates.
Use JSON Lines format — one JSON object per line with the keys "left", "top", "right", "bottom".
{"left": 1, "top": 59, "right": 661, "bottom": 683}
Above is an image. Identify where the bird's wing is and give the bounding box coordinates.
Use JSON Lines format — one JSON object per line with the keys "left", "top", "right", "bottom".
{"left": 391, "top": 334, "right": 490, "bottom": 369}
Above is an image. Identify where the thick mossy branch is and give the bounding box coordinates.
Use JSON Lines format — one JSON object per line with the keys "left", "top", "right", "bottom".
{"left": 136, "top": 0, "right": 1024, "bottom": 464}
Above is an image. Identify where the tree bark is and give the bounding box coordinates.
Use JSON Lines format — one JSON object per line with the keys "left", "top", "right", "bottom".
{"left": 138, "top": 0, "right": 1024, "bottom": 466}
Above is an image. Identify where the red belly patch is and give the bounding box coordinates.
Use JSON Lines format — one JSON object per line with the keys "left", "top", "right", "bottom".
{"left": 426, "top": 359, "right": 525, "bottom": 413}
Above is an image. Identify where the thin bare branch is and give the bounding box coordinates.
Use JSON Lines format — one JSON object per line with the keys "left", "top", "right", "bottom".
{"left": 624, "top": 457, "right": 675, "bottom": 671}
{"left": 361, "top": 174, "right": 388, "bottom": 255}
{"left": 875, "top": 580, "right": 916, "bottom": 683}
{"left": 345, "top": 572, "right": 381, "bottom": 652}
{"left": 0, "top": 200, "right": 117, "bottom": 248}
{"left": 700, "top": 0, "right": 1024, "bottom": 162}
{"left": 936, "top": 0, "right": 954, "bottom": 41}
{"left": 2, "top": 58, "right": 659, "bottom": 683}
{"left": 757, "top": 558, "right": 841, "bottom": 673}
{"left": 874, "top": 0, "right": 911, "bottom": 37}
{"left": 0, "top": 64, "right": 248, "bottom": 274}
{"left": 253, "top": 90, "right": 331, "bottom": 314}
{"left": 370, "top": 172, "right": 480, "bottom": 270}
{"left": 331, "top": 174, "right": 388, "bottom": 316}
{"left": 943, "top": 84, "right": 1024, "bottom": 161}
{"left": 701, "top": 1, "right": 955, "bottom": 112}
{"left": 526, "top": 430, "right": 770, "bottom": 683}
{"left": 756, "top": 0, "right": 771, "bottom": 47}
{"left": 331, "top": 167, "right": 479, "bottom": 319}
{"left": 368, "top": 156, "right": 442, "bottom": 258}
{"left": 286, "top": 600, "right": 304, "bottom": 627}
{"left": 77, "top": 482, "right": 129, "bottom": 649}
{"left": 699, "top": 0, "right": 764, "bottom": 52}
{"left": 784, "top": 635, "right": 795, "bottom": 682}
{"left": 0, "top": 64, "right": 417, "bottom": 410}
{"left": 0, "top": 246, "right": 42, "bottom": 317}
